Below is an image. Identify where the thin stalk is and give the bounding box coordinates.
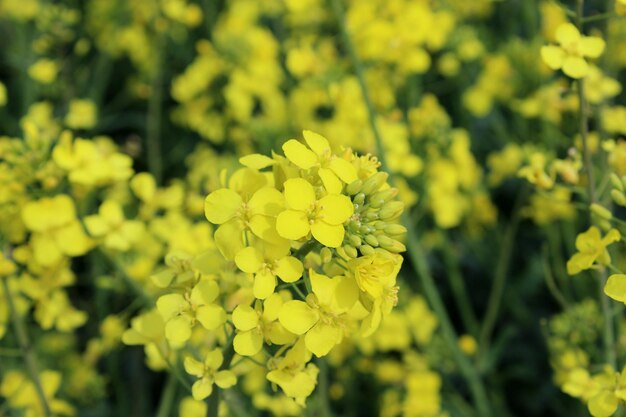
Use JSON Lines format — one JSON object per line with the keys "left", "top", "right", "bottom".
{"left": 206, "top": 338, "right": 236, "bottom": 417}
{"left": 330, "top": 0, "right": 492, "bottom": 415}
{"left": 576, "top": 0, "right": 617, "bottom": 370}
{"left": 479, "top": 192, "right": 524, "bottom": 353}
{"left": 155, "top": 373, "right": 178, "bottom": 417}
{"left": 146, "top": 35, "right": 164, "bottom": 185}
{"left": 440, "top": 236, "right": 480, "bottom": 337}
{"left": 1, "top": 278, "right": 51, "bottom": 417}
{"left": 317, "top": 358, "right": 332, "bottom": 417}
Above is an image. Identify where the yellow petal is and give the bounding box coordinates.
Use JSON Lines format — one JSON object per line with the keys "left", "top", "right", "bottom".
{"left": 235, "top": 247, "right": 263, "bottom": 274}
{"left": 165, "top": 315, "right": 192, "bottom": 344}
{"left": 239, "top": 154, "right": 276, "bottom": 169}
{"left": 55, "top": 222, "right": 91, "bottom": 256}
{"left": 284, "top": 178, "right": 315, "bottom": 210}
{"left": 100, "top": 200, "right": 124, "bottom": 224}
{"left": 276, "top": 210, "right": 310, "bottom": 241}
{"left": 248, "top": 215, "right": 286, "bottom": 244}
{"left": 248, "top": 187, "right": 285, "bottom": 217}
{"left": 156, "top": 294, "right": 185, "bottom": 320}
{"left": 302, "top": 130, "right": 330, "bottom": 156}
{"left": 196, "top": 304, "right": 226, "bottom": 330}
{"left": 184, "top": 357, "right": 205, "bottom": 377}
{"left": 262, "top": 293, "right": 284, "bottom": 322}
{"left": 333, "top": 276, "right": 359, "bottom": 313}
{"left": 282, "top": 139, "right": 318, "bottom": 169}
{"left": 130, "top": 173, "right": 157, "bottom": 202}
{"left": 580, "top": 36, "right": 605, "bottom": 58}
{"left": 191, "top": 378, "right": 213, "bottom": 401}
{"left": 309, "top": 270, "right": 335, "bottom": 306}
{"left": 214, "top": 370, "right": 237, "bottom": 388}
{"left": 274, "top": 256, "right": 303, "bottom": 283}
{"left": 204, "top": 348, "right": 223, "bottom": 369}
{"left": 214, "top": 220, "right": 245, "bottom": 260}
{"left": 254, "top": 270, "right": 277, "bottom": 299}
{"left": 190, "top": 280, "right": 220, "bottom": 305}
{"left": 588, "top": 391, "right": 619, "bottom": 417}
{"left": 605, "top": 274, "right": 626, "bottom": 303}
{"left": 304, "top": 322, "right": 342, "bottom": 357}
{"left": 562, "top": 56, "right": 589, "bottom": 79}
{"left": 555, "top": 23, "right": 581, "bottom": 45}
{"left": 310, "top": 221, "right": 344, "bottom": 248}
{"left": 204, "top": 189, "right": 242, "bottom": 224}
{"left": 329, "top": 158, "right": 358, "bottom": 183}
{"left": 540, "top": 45, "right": 565, "bottom": 70}
{"left": 318, "top": 168, "right": 342, "bottom": 194}
{"left": 232, "top": 304, "right": 259, "bottom": 331}
{"left": 84, "top": 216, "right": 109, "bottom": 236}
{"left": 279, "top": 300, "right": 319, "bottom": 334}
{"left": 318, "top": 194, "right": 353, "bottom": 225}
{"left": 233, "top": 330, "right": 263, "bottom": 356}
{"left": 32, "top": 234, "right": 63, "bottom": 266}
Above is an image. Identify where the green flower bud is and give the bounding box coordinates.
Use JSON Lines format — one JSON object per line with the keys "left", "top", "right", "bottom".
{"left": 353, "top": 192, "right": 366, "bottom": 206}
{"left": 361, "top": 172, "right": 388, "bottom": 195}
{"left": 348, "top": 234, "right": 362, "bottom": 247}
{"left": 364, "top": 234, "right": 379, "bottom": 247}
{"left": 611, "top": 189, "right": 626, "bottom": 206}
{"left": 343, "top": 245, "right": 358, "bottom": 258}
{"left": 384, "top": 224, "right": 407, "bottom": 235}
{"left": 360, "top": 244, "right": 375, "bottom": 255}
{"left": 611, "top": 173, "right": 624, "bottom": 192}
{"left": 346, "top": 179, "right": 363, "bottom": 195}
{"left": 379, "top": 201, "right": 404, "bottom": 220}
{"left": 590, "top": 203, "right": 612, "bottom": 220}
{"left": 370, "top": 188, "right": 398, "bottom": 204}
{"left": 377, "top": 236, "right": 406, "bottom": 252}
{"left": 364, "top": 211, "right": 379, "bottom": 221}
{"left": 320, "top": 247, "right": 333, "bottom": 264}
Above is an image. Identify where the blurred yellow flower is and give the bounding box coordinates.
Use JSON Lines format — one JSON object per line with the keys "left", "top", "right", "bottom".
{"left": 541, "top": 23, "right": 605, "bottom": 79}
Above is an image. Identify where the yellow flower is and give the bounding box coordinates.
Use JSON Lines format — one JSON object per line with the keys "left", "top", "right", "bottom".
{"left": 232, "top": 293, "right": 296, "bottom": 356}
{"left": 21, "top": 195, "right": 92, "bottom": 266}
{"left": 84, "top": 200, "right": 145, "bottom": 251}
{"left": 28, "top": 58, "right": 59, "bottom": 84}
{"left": 122, "top": 310, "right": 165, "bottom": 346}
{"left": 156, "top": 279, "right": 225, "bottom": 345}
{"left": 266, "top": 338, "right": 319, "bottom": 405}
{"left": 65, "top": 99, "right": 98, "bottom": 129}
{"left": 0, "top": 81, "right": 6, "bottom": 106}
{"left": 282, "top": 130, "right": 357, "bottom": 194}
{"left": 204, "top": 180, "right": 285, "bottom": 259}
{"left": 184, "top": 349, "right": 237, "bottom": 400}
{"left": 276, "top": 178, "right": 353, "bottom": 248}
{"left": 235, "top": 242, "right": 303, "bottom": 299}
{"left": 278, "top": 270, "right": 359, "bottom": 357}
{"left": 541, "top": 23, "right": 605, "bottom": 79}
{"left": 0, "top": 370, "right": 75, "bottom": 416}
{"left": 566, "top": 226, "right": 620, "bottom": 275}
{"left": 604, "top": 274, "right": 626, "bottom": 304}
{"left": 348, "top": 252, "right": 402, "bottom": 299}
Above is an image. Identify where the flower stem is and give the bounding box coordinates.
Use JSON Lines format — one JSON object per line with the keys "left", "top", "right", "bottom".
{"left": 1, "top": 277, "right": 51, "bottom": 417}
{"left": 329, "top": 0, "right": 492, "bottom": 415}
{"left": 576, "top": 0, "right": 617, "bottom": 370}
{"left": 155, "top": 373, "right": 178, "bottom": 417}
{"left": 206, "top": 336, "right": 236, "bottom": 417}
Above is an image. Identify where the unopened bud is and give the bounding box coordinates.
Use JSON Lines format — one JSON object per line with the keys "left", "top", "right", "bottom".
{"left": 353, "top": 192, "right": 366, "bottom": 206}
{"left": 348, "top": 235, "right": 362, "bottom": 247}
{"left": 361, "top": 172, "right": 388, "bottom": 195}
{"left": 384, "top": 224, "right": 407, "bottom": 235}
{"left": 611, "top": 189, "right": 626, "bottom": 206}
{"left": 611, "top": 173, "right": 624, "bottom": 192}
{"left": 343, "top": 245, "right": 358, "bottom": 258}
{"left": 379, "top": 201, "right": 404, "bottom": 220}
{"left": 346, "top": 179, "right": 363, "bottom": 195}
{"left": 360, "top": 244, "right": 375, "bottom": 255}
{"left": 591, "top": 203, "right": 612, "bottom": 220}
{"left": 364, "top": 235, "right": 379, "bottom": 247}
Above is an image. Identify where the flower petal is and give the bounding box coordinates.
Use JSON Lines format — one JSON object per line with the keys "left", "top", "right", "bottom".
{"left": 274, "top": 256, "right": 304, "bottom": 283}
{"left": 232, "top": 304, "right": 259, "bottom": 331}
{"left": 318, "top": 194, "right": 353, "bottom": 225}
{"left": 196, "top": 304, "right": 226, "bottom": 330}
{"left": 233, "top": 330, "right": 263, "bottom": 356}
{"left": 329, "top": 158, "right": 358, "bottom": 183}
{"left": 580, "top": 36, "right": 605, "bottom": 58}
{"left": 302, "top": 130, "right": 330, "bottom": 156}
{"left": 311, "top": 221, "right": 344, "bottom": 248}
{"left": 282, "top": 139, "right": 318, "bottom": 169}
{"left": 235, "top": 247, "right": 264, "bottom": 274}
{"left": 284, "top": 178, "right": 315, "bottom": 211}
{"left": 279, "top": 300, "right": 319, "bottom": 335}
{"left": 304, "top": 322, "right": 342, "bottom": 357}
{"left": 276, "top": 210, "right": 310, "bottom": 241}
{"left": 605, "top": 274, "right": 626, "bottom": 304}
{"left": 318, "top": 168, "right": 342, "bottom": 194}
{"left": 248, "top": 187, "right": 285, "bottom": 217}
{"left": 555, "top": 23, "right": 581, "bottom": 45}
{"left": 562, "top": 56, "right": 589, "bottom": 79}
{"left": 214, "top": 371, "right": 237, "bottom": 388}
{"left": 204, "top": 189, "right": 242, "bottom": 224}
{"left": 540, "top": 45, "right": 565, "bottom": 70}
{"left": 253, "top": 270, "right": 277, "bottom": 299}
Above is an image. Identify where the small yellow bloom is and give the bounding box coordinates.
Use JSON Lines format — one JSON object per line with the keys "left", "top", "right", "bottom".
{"left": 276, "top": 178, "right": 353, "bottom": 248}
{"left": 28, "top": 58, "right": 59, "bottom": 84}
{"left": 541, "top": 23, "right": 605, "bottom": 79}
{"left": 566, "top": 226, "right": 620, "bottom": 275}
{"left": 184, "top": 349, "right": 237, "bottom": 400}
{"left": 65, "top": 99, "right": 98, "bottom": 129}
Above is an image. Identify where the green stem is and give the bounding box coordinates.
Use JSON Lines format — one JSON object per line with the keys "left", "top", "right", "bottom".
{"left": 155, "top": 373, "right": 178, "bottom": 417}
{"left": 146, "top": 35, "right": 164, "bottom": 185}
{"left": 576, "top": 0, "right": 617, "bottom": 370}
{"left": 440, "top": 236, "right": 480, "bottom": 337}
{"left": 1, "top": 278, "right": 51, "bottom": 417}
{"left": 206, "top": 338, "right": 236, "bottom": 417}
{"left": 479, "top": 192, "right": 524, "bottom": 353}
{"left": 329, "top": 0, "right": 492, "bottom": 414}
{"left": 317, "top": 358, "right": 332, "bottom": 417}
